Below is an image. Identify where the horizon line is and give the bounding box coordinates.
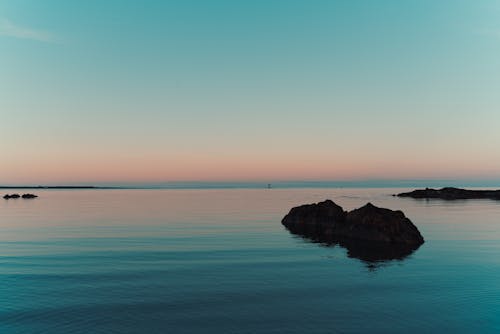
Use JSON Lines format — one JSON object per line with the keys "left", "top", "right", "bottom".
{"left": 2, "top": 178, "right": 500, "bottom": 190}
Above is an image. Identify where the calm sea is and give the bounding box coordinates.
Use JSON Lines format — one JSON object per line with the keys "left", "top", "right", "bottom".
{"left": 1, "top": 187, "right": 499, "bottom": 333}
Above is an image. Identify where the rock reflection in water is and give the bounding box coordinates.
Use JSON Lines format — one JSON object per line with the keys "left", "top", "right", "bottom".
{"left": 285, "top": 227, "right": 422, "bottom": 267}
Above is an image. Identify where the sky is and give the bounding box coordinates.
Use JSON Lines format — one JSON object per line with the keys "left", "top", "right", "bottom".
{"left": 1, "top": 0, "right": 500, "bottom": 185}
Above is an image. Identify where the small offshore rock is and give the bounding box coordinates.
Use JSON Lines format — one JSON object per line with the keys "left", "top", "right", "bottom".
{"left": 3, "top": 194, "right": 21, "bottom": 199}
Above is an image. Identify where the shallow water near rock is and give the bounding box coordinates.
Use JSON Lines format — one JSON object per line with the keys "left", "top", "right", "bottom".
{"left": 1, "top": 188, "right": 500, "bottom": 333}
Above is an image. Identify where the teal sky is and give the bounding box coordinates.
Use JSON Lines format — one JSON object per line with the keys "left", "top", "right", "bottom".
{"left": 1, "top": 0, "right": 500, "bottom": 184}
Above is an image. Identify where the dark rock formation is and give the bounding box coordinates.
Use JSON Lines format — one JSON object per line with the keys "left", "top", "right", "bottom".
{"left": 397, "top": 187, "right": 500, "bottom": 200}
{"left": 282, "top": 200, "right": 424, "bottom": 263}
{"left": 282, "top": 200, "right": 424, "bottom": 245}
{"left": 3, "top": 194, "right": 21, "bottom": 199}
{"left": 21, "top": 193, "right": 38, "bottom": 199}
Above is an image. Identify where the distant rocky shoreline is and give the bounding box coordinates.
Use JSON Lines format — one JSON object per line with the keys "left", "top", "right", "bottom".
{"left": 396, "top": 187, "right": 500, "bottom": 200}
{"left": 0, "top": 186, "right": 96, "bottom": 189}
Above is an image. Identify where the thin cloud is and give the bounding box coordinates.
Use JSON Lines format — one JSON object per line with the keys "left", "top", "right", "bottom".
{"left": 0, "top": 18, "right": 57, "bottom": 43}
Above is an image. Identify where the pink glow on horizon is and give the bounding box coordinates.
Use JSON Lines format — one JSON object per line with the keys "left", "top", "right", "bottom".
{"left": 2, "top": 151, "right": 499, "bottom": 184}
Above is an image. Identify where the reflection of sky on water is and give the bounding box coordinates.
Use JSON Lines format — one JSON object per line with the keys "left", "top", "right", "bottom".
{"left": 1, "top": 188, "right": 500, "bottom": 333}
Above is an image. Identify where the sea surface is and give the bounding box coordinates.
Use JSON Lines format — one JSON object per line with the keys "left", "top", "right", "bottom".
{"left": 1, "top": 187, "right": 499, "bottom": 333}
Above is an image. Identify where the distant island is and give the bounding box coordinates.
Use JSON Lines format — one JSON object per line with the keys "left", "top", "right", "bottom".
{"left": 0, "top": 186, "right": 100, "bottom": 189}
{"left": 397, "top": 187, "right": 500, "bottom": 200}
